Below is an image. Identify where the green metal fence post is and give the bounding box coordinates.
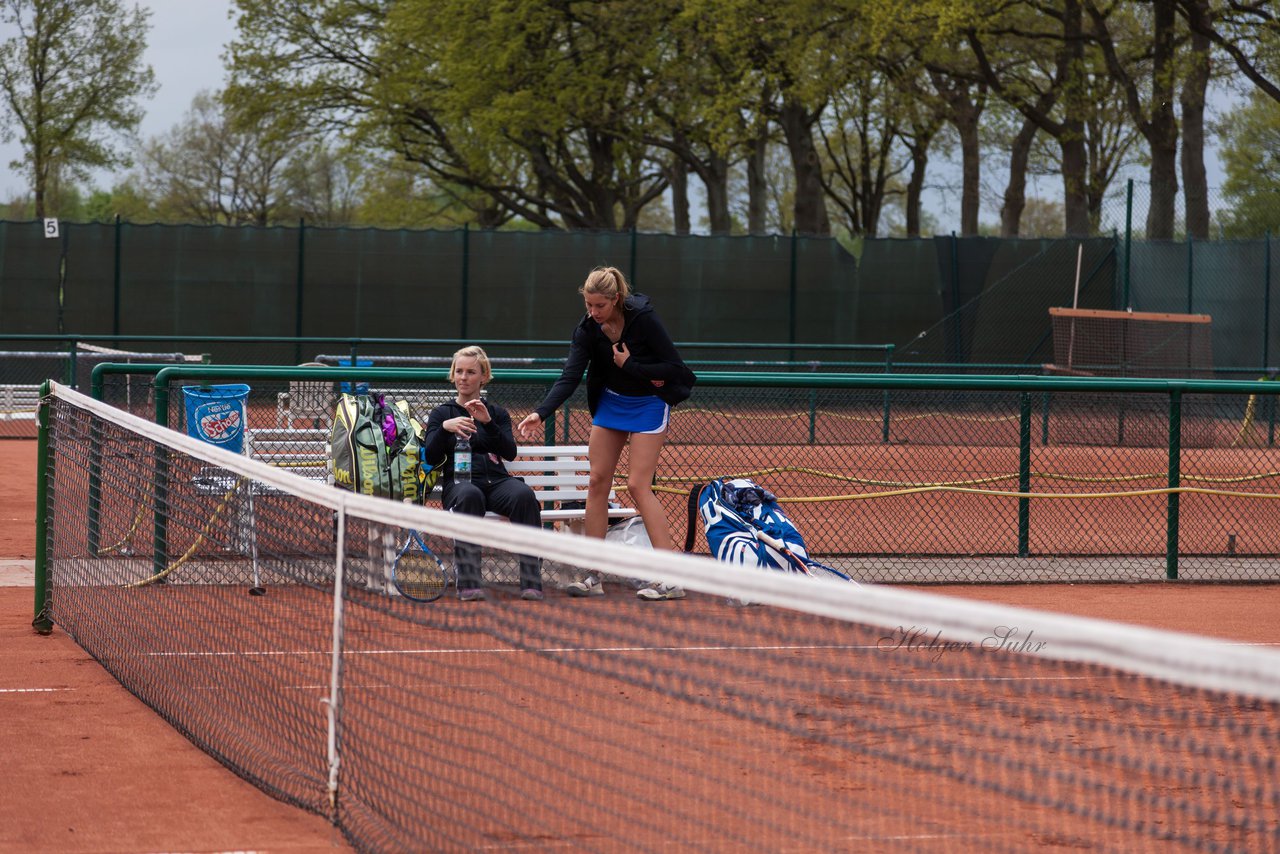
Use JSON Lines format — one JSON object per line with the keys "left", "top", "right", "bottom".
{"left": 1040, "top": 391, "right": 1051, "bottom": 445}
{"left": 112, "top": 215, "right": 122, "bottom": 335}
{"left": 788, "top": 229, "right": 798, "bottom": 364}
{"left": 1123, "top": 179, "right": 1133, "bottom": 308}
{"left": 1166, "top": 389, "right": 1182, "bottom": 580}
{"left": 629, "top": 224, "right": 638, "bottom": 287}
{"left": 33, "top": 381, "right": 53, "bottom": 634}
{"left": 294, "top": 218, "right": 305, "bottom": 364}
{"left": 1266, "top": 233, "right": 1276, "bottom": 447}
{"left": 1263, "top": 230, "right": 1271, "bottom": 371}
{"left": 808, "top": 389, "right": 818, "bottom": 445}
{"left": 881, "top": 344, "right": 893, "bottom": 443}
{"left": 1018, "top": 392, "right": 1031, "bottom": 558}
{"left": 461, "top": 224, "right": 470, "bottom": 339}
{"left": 65, "top": 338, "right": 77, "bottom": 387}
{"left": 1186, "top": 237, "right": 1194, "bottom": 314}
{"left": 950, "top": 233, "right": 961, "bottom": 364}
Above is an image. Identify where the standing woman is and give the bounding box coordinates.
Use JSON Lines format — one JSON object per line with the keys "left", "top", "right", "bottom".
{"left": 422, "top": 346, "right": 543, "bottom": 601}
{"left": 517, "top": 266, "right": 696, "bottom": 600}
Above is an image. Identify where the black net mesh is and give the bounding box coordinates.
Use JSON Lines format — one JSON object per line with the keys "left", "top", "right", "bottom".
{"left": 38, "top": 384, "right": 1280, "bottom": 852}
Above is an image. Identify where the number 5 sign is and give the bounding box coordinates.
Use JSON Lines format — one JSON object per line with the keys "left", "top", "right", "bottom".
{"left": 43, "top": 218, "right": 60, "bottom": 238}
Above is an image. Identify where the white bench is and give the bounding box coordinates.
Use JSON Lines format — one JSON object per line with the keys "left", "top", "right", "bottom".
{"left": 0, "top": 384, "right": 40, "bottom": 420}
{"left": 500, "top": 445, "right": 637, "bottom": 524}
{"left": 244, "top": 432, "right": 634, "bottom": 526}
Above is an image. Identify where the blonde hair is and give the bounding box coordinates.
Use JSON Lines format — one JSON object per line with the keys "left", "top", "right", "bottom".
{"left": 580, "top": 266, "right": 630, "bottom": 304}
{"left": 449, "top": 345, "right": 492, "bottom": 384}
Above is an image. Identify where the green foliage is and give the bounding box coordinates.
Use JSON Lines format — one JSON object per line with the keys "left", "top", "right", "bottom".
{"left": 1218, "top": 92, "right": 1280, "bottom": 238}
{"left": 0, "top": 0, "right": 157, "bottom": 216}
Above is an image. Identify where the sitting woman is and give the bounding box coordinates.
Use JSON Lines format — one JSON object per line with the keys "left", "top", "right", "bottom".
{"left": 420, "top": 346, "right": 543, "bottom": 601}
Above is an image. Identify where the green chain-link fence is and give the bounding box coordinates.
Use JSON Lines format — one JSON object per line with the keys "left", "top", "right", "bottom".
{"left": 83, "top": 363, "right": 1280, "bottom": 586}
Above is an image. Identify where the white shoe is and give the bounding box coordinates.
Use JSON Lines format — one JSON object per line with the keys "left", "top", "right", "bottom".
{"left": 565, "top": 575, "right": 604, "bottom": 597}
{"left": 637, "top": 583, "right": 685, "bottom": 601}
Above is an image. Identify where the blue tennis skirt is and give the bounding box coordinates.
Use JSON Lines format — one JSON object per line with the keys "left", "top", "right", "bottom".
{"left": 593, "top": 388, "right": 670, "bottom": 434}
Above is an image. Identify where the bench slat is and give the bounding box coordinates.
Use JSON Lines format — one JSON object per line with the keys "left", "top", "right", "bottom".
{"left": 246, "top": 431, "right": 620, "bottom": 526}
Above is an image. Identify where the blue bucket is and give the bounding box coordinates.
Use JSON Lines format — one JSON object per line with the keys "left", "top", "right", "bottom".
{"left": 338, "top": 358, "right": 372, "bottom": 394}
{"left": 183, "top": 384, "right": 250, "bottom": 454}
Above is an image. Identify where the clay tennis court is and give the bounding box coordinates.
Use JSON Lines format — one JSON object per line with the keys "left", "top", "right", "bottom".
{"left": 3, "top": 436, "right": 1279, "bottom": 852}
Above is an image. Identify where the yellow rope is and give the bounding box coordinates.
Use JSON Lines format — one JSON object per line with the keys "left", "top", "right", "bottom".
{"left": 773, "top": 484, "right": 1280, "bottom": 503}
{"left": 96, "top": 500, "right": 150, "bottom": 556}
{"left": 679, "top": 407, "right": 1019, "bottom": 427}
{"left": 644, "top": 464, "right": 1280, "bottom": 491}
{"left": 265, "top": 459, "right": 327, "bottom": 471}
{"left": 124, "top": 478, "right": 245, "bottom": 588}
{"left": 678, "top": 408, "right": 807, "bottom": 422}
{"left": 643, "top": 467, "right": 1280, "bottom": 498}
{"left": 1230, "top": 375, "right": 1273, "bottom": 448}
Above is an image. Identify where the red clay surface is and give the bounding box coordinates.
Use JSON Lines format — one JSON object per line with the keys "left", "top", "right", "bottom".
{"left": 3, "top": 437, "right": 1279, "bottom": 852}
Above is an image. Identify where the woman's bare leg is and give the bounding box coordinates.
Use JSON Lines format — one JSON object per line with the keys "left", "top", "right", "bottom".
{"left": 626, "top": 430, "right": 672, "bottom": 550}
{"left": 585, "top": 425, "right": 627, "bottom": 539}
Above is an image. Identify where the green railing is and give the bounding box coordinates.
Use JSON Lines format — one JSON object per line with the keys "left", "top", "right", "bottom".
{"left": 5, "top": 334, "right": 896, "bottom": 383}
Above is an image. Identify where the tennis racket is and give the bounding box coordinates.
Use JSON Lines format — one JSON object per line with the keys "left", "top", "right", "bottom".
{"left": 391, "top": 530, "right": 451, "bottom": 602}
{"left": 744, "top": 520, "right": 858, "bottom": 584}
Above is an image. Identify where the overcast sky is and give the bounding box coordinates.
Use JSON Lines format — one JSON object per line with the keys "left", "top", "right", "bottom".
{"left": 0, "top": 0, "right": 238, "bottom": 200}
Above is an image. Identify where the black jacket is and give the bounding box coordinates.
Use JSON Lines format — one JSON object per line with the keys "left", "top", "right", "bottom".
{"left": 421, "top": 398, "right": 519, "bottom": 483}
{"left": 534, "top": 293, "right": 695, "bottom": 421}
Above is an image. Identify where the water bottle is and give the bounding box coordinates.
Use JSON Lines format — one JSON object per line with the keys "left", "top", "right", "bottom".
{"left": 454, "top": 433, "right": 472, "bottom": 482}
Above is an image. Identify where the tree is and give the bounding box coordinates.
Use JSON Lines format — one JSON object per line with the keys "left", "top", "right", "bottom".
{"left": 229, "top": 0, "right": 672, "bottom": 231}
{"left": 965, "top": 0, "right": 1093, "bottom": 236}
{"left": 138, "top": 91, "right": 294, "bottom": 226}
{"left": 818, "top": 69, "right": 909, "bottom": 237}
{"left": 0, "top": 0, "right": 156, "bottom": 217}
{"left": 1085, "top": 0, "right": 1181, "bottom": 239}
{"left": 278, "top": 142, "right": 365, "bottom": 227}
{"left": 1179, "top": 2, "right": 1213, "bottom": 240}
{"left": 1216, "top": 91, "right": 1280, "bottom": 238}
{"left": 1174, "top": 0, "right": 1280, "bottom": 104}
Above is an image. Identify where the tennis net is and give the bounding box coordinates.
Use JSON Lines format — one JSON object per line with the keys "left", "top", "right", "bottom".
{"left": 37, "top": 382, "right": 1280, "bottom": 852}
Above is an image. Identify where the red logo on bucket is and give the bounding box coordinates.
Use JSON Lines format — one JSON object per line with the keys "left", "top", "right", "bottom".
{"left": 197, "top": 404, "right": 242, "bottom": 443}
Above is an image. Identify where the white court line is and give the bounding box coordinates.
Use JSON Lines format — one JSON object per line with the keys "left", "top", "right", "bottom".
{"left": 144, "top": 638, "right": 1280, "bottom": 658}
{"left": 143, "top": 643, "right": 887, "bottom": 658}
{"left": 0, "top": 687, "right": 74, "bottom": 693}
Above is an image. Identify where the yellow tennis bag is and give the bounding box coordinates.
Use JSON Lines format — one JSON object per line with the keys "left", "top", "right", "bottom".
{"left": 328, "top": 392, "right": 438, "bottom": 503}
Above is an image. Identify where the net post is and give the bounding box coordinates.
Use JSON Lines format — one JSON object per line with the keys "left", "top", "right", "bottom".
{"left": 1018, "top": 392, "right": 1031, "bottom": 558}
{"left": 1165, "top": 389, "right": 1182, "bottom": 580}
{"left": 32, "top": 381, "right": 53, "bottom": 635}
{"left": 325, "top": 504, "right": 348, "bottom": 821}
{"left": 87, "top": 413, "right": 102, "bottom": 555}
{"left": 151, "top": 429, "right": 170, "bottom": 581}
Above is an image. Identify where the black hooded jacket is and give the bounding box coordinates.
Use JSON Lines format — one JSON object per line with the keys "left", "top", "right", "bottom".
{"left": 420, "top": 398, "right": 519, "bottom": 483}
{"left": 533, "top": 293, "right": 695, "bottom": 421}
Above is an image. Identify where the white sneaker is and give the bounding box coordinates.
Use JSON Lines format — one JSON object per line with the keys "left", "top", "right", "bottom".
{"left": 565, "top": 575, "right": 604, "bottom": 597}
{"left": 637, "top": 583, "right": 686, "bottom": 601}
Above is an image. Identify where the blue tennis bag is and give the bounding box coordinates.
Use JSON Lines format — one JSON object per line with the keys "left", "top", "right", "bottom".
{"left": 684, "top": 478, "right": 853, "bottom": 581}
